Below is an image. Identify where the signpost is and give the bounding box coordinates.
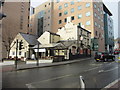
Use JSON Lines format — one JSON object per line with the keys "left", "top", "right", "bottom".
{"left": 15, "top": 40, "right": 24, "bottom": 69}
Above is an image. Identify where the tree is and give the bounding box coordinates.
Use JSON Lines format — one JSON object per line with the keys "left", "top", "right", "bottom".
{"left": 2, "top": 36, "right": 15, "bottom": 59}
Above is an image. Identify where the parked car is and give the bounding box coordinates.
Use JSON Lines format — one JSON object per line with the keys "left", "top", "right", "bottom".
{"left": 114, "top": 50, "right": 120, "bottom": 55}
{"left": 94, "top": 52, "right": 115, "bottom": 62}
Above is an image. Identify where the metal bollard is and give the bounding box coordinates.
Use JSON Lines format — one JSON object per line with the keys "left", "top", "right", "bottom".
{"left": 79, "top": 76, "right": 85, "bottom": 90}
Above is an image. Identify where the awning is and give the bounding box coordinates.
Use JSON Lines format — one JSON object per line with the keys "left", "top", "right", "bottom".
{"left": 34, "top": 48, "right": 46, "bottom": 52}
{"left": 33, "top": 43, "right": 66, "bottom": 49}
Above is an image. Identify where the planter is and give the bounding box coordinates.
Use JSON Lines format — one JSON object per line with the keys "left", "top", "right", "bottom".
{"left": 2, "top": 60, "right": 15, "bottom": 65}
{"left": 26, "top": 59, "right": 53, "bottom": 64}
{"left": 39, "top": 59, "right": 53, "bottom": 63}
{"left": 26, "top": 60, "right": 37, "bottom": 64}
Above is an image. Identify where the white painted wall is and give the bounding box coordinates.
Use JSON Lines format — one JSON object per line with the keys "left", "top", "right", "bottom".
{"left": 9, "top": 33, "right": 29, "bottom": 58}
{"left": 57, "top": 22, "right": 78, "bottom": 41}
{"left": 37, "top": 31, "right": 50, "bottom": 44}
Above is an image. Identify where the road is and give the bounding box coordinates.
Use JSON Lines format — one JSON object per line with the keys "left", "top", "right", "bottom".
{"left": 2, "top": 55, "right": 120, "bottom": 89}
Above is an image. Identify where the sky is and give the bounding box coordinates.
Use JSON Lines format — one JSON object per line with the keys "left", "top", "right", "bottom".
{"left": 30, "top": 0, "right": 119, "bottom": 39}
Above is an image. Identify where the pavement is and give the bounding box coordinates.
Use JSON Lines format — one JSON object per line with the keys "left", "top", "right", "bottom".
{"left": 2, "top": 57, "right": 91, "bottom": 72}
{"left": 103, "top": 78, "right": 120, "bottom": 89}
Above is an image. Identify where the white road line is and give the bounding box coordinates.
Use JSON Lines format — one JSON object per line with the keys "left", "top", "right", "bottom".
{"left": 84, "top": 67, "right": 99, "bottom": 72}
{"left": 26, "top": 84, "right": 35, "bottom": 88}
{"left": 98, "top": 67, "right": 118, "bottom": 73}
{"left": 103, "top": 78, "right": 120, "bottom": 89}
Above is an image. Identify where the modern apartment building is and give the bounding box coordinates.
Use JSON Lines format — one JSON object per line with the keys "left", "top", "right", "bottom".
{"left": 30, "top": 6, "right": 35, "bottom": 15}
{"left": 103, "top": 4, "right": 114, "bottom": 53}
{"left": 52, "top": 0, "right": 105, "bottom": 52}
{"left": 2, "top": 0, "right": 30, "bottom": 58}
{"left": 33, "top": 0, "right": 54, "bottom": 37}
{"left": 32, "top": 0, "right": 114, "bottom": 52}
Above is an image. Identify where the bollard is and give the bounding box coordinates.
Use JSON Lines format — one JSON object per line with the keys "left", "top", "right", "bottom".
{"left": 79, "top": 76, "right": 85, "bottom": 90}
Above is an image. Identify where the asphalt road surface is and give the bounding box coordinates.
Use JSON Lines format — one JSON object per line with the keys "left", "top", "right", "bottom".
{"left": 2, "top": 55, "right": 120, "bottom": 89}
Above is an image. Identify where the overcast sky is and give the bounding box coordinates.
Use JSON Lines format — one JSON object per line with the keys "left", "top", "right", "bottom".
{"left": 30, "top": 0, "right": 119, "bottom": 39}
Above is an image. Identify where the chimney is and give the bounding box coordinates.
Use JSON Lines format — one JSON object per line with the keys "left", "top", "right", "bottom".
{"left": 67, "top": 17, "right": 71, "bottom": 23}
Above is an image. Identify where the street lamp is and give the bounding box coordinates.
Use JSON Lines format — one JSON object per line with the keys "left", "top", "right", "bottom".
{"left": 0, "top": 13, "right": 6, "bottom": 20}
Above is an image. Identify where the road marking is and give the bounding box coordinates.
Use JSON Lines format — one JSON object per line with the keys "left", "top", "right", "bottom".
{"left": 98, "top": 70, "right": 104, "bottom": 73}
{"left": 103, "top": 67, "right": 118, "bottom": 73}
{"left": 98, "top": 67, "right": 118, "bottom": 73}
{"left": 84, "top": 67, "right": 99, "bottom": 72}
{"left": 102, "top": 78, "right": 120, "bottom": 89}
{"left": 26, "top": 84, "right": 35, "bottom": 88}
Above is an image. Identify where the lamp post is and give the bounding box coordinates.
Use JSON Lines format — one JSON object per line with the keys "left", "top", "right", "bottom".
{"left": 0, "top": 13, "right": 6, "bottom": 20}
{"left": 36, "top": 42, "right": 39, "bottom": 66}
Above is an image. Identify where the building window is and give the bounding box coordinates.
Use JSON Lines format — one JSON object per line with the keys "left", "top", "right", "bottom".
{"left": 95, "top": 22, "right": 97, "bottom": 26}
{"left": 98, "top": 15, "right": 100, "bottom": 20}
{"left": 49, "top": 3, "right": 50, "bottom": 5}
{"left": 78, "top": 0, "right": 82, "bottom": 2}
{"left": 94, "top": 4, "right": 97, "bottom": 8}
{"left": 78, "top": 14, "right": 82, "bottom": 19}
{"left": 94, "top": 13, "right": 97, "bottom": 17}
{"left": 57, "top": 0, "right": 60, "bottom": 3}
{"left": 71, "top": 16, "right": 74, "bottom": 20}
{"left": 64, "top": 3, "right": 68, "bottom": 8}
{"left": 59, "top": 13, "right": 62, "bottom": 16}
{"left": 71, "top": 8, "right": 74, "bottom": 13}
{"left": 96, "top": 31, "right": 98, "bottom": 36}
{"left": 64, "top": 11, "right": 68, "bottom": 15}
{"left": 98, "top": 8, "right": 100, "bottom": 12}
{"left": 64, "top": 18, "right": 67, "bottom": 22}
{"left": 78, "top": 5, "right": 82, "bottom": 10}
{"left": 48, "top": 16, "right": 50, "bottom": 19}
{"left": 48, "top": 10, "right": 50, "bottom": 12}
{"left": 101, "top": 27, "right": 103, "bottom": 30}
{"left": 86, "top": 3, "right": 90, "bottom": 8}
{"left": 99, "top": 33, "right": 101, "bottom": 37}
{"left": 59, "top": 5, "right": 62, "bottom": 10}
{"left": 86, "top": 12, "right": 91, "bottom": 16}
{"left": 19, "top": 51, "right": 22, "bottom": 55}
{"left": 30, "top": 29, "right": 32, "bottom": 32}
{"left": 86, "top": 21, "right": 91, "bottom": 25}
{"left": 59, "top": 27, "right": 62, "bottom": 29}
{"left": 12, "top": 52, "right": 15, "bottom": 55}
{"left": 59, "top": 20, "right": 62, "bottom": 24}
{"left": 71, "top": 1, "right": 74, "bottom": 5}
{"left": 98, "top": 24, "right": 100, "bottom": 28}
{"left": 78, "top": 22, "right": 82, "bottom": 26}
{"left": 45, "top": 5, "right": 47, "bottom": 7}
{"left": 101, "top": 19, "right": 103, "bottom": 22}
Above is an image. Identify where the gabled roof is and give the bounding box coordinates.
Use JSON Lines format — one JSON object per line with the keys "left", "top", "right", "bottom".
{"left": 46, "top": 31, "right": 60, "bottom": 36}
{"left": 20, "top": 32, "right": 39, "bottom": 45}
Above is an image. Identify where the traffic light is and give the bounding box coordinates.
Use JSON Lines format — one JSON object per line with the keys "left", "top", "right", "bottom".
{"left": 19, "top": 40, "right": 24, "bottom": 50}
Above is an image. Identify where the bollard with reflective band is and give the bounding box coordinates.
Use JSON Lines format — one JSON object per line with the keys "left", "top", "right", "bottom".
{"left": 79, "top": 76, "right": 85, "bottom": 90}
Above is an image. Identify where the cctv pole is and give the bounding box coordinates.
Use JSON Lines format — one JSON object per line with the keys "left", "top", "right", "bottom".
{"left": 15, "top": 39, "right": 18, "bottom": 69}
